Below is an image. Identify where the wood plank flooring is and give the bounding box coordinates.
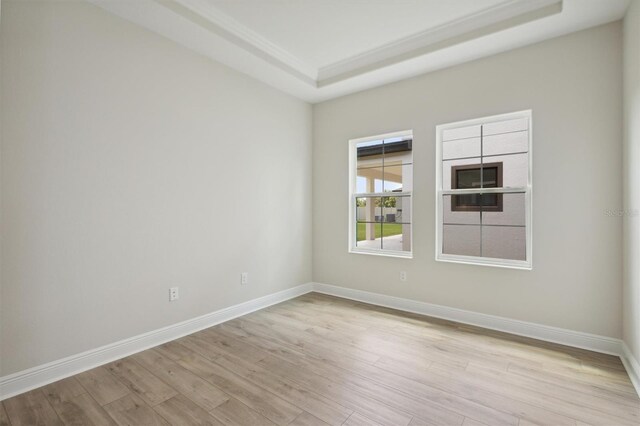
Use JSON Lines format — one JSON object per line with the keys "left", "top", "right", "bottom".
{"left": 2, "top": 293, "right": 638, "bottom": 425}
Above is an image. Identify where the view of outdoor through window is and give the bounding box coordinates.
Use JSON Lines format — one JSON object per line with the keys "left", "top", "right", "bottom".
{"left": 451, "top": 162, "right": 503, "bottom": 211}
{"left": 352, "top": 132, "right": 413, "bottom": 255}
{"left": 437, "top": 111, "right": 531, "bottom": 268}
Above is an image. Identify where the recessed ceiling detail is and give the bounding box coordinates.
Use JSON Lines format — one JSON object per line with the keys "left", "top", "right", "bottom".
{"left": 89, "top": 0, "right": 629, "bottom": 102}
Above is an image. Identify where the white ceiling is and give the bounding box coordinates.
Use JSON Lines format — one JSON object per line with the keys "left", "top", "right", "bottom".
{"left": 205, "top": 0, "right": 507, "bottom": 69}
{"left": 90, "top": 0, "right": 630, "bottom": 103}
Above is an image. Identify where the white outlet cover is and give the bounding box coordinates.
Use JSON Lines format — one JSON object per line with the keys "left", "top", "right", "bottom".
{"left": 169, "top": 287, "right": 179, "bottom": 301}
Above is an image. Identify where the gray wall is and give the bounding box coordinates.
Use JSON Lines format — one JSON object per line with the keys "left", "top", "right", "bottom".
{"left": 623, "top": 0, "right": 640, "bottom": 365}
{"left": 313, "top": 22, "right": 623, "bottom": 338}
{"left": 0, "top": 0, "right": 312, "bottom": 375}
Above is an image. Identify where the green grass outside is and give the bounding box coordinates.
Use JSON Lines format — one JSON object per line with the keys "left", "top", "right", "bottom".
{"left": 356, "top": 222, "right": 403, "bottom": 241}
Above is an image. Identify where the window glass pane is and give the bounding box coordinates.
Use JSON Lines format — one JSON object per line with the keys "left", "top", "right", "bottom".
{"left": 443, "top": 224, "right": 481, "bottom": 256}
{"left": 483, "top": 130, "right": 528, "bottom": 156}
{"left": 356, "top": 167, "right": 383, "bottom": 193}
{"left": 452, "top": 193, "right": 501, "bottom": 210}
{"left": 456, "top": 168, "right": 482, "bottom": 189}
{"left": 443, "top": 195, "right": 480, "bottom": 225}
{"left": 383, "top": 140, "right": 412, "bottom": 192}
{"left": 382, "top": 138, "right": 412, "bottom": 157}
{"left": 355, "top": 197, "right": 382, "bottom": 223}
{"left": 482, "top": 192, "right": 525, "bottom": 226}
{"left": 356, "top": 139, "right": 384, "bottom": 194}
{"left": 443, "top": 124, "right": 481, "bottom": 141}
{"left": 483, "top": 117, "right": 528, "bottom": 136}
{"left": 485, "top": 153, "right": 527, "bottom": 188}
{"left": 443, "top": 157, "right": 481, "bottom": 190}
{"left": 481, "top": 225, "right": 526, "bottom": 260}
{"left": 355, "top": 196, "right": 382, "bottom": 250}
{"left": 355, "top": 223, "right": 382, "bottom": 250}
{"left": 356, "top": 139, "right": 384, "bottom": 153}
{"left": 382, "top": 224, "right": 411, "bottom": 252}
{"left": 448, "top": 161, "right": 502, "bottom": 194}
{"left": 442, "top": 137, "right": 481, "bottom": 160}
{"left": 383, "top": 152, "right": 412, "bottom": 165}
{"left": 381, "top": 195, "right": 410, "bottom": 224}
{"left": 383, "top": 163, "right": 412, "bottom": 192}
{"left": 482, "top": 166, "right": 499, "bottom": 187}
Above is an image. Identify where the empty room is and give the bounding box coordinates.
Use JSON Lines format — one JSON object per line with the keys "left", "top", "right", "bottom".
{"left": 1, "top": 0, "right": 640, "bottom": 425}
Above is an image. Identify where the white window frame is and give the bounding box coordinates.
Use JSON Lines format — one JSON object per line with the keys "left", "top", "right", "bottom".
{"left": 435, "top": 110, "right": 533, "bottom": 269}
{"left": 349, "top": 130, "right": 413, "bottom": 259}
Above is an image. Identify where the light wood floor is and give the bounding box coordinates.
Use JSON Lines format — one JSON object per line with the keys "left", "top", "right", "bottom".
{"left": 2, "top": 293, "right": 639, "bottom": 426}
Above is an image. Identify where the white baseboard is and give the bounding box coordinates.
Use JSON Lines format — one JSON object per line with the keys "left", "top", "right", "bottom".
{"left": 3, "top": 281, "right": 639, "bottom": 401}
{"left": 621, "top": 342, "right": 640, "bottom": 397}
{"left": 313, "top": 282, "right": 640, "bottom": 397}
{"left": 0, "top": 283, "right": 313, "bottom": 401}
{"left": 312, "top": 282, "right": 623, "bottom": 355}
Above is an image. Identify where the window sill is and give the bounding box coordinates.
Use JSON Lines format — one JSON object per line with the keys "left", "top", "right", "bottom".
{"left": 436, "top": 254, "right": 531, "bottom": 270}
{"left": 350, "top": 248, "right": 413, "bottom": 259}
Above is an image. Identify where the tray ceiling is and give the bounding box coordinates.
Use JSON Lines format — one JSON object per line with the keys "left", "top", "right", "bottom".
{"left": 89, "top": 0, "right": 630, "bottom": 103}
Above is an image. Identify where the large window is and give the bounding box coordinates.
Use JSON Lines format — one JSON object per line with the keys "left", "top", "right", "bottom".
{"left": 436, "top": 111, "right": 532, "bottom": 269}
{"left": 349, "top": 131, "right": 413, "bottom": 257}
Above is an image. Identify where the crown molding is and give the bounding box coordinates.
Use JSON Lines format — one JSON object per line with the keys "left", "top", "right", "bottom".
{"left": 317, "top": 0, "right": 562, "bottom": 86}
{"left": 161, "top": 0, "right": 318, "bottom": 85}
{"left": 164, "top": 0, "right": 564, "bottom": 89}
{"left": 90, "top": 0, "right": 562, "bottom": 92}
{"left": 87, "top": 0, "right": 320, "bottom": 100}
{"left": 87, "top": 0, "right": 629, "bottom": 103}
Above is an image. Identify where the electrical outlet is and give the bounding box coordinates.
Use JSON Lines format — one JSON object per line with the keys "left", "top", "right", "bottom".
{"left": 400, "top": 271, "right": 407, "bottom": 282}
{"left": 169, "top": 287, "right": 179, "bottom": 301}
{"left": 241, "top": 272, "right": 248, "bottom": 285}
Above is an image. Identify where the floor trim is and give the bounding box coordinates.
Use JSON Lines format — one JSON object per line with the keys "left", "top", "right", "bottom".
{"left": 313, "top": 282, "right": 622, "bottom": 355}
{"left": 621, "top": 341, "right": 640, "bottom": 397}
{"left": 313, "top": 282, "right": 640, "bottom": 397}
{"left": 3, "top": 281, "right": 639, "bottom": 401}
{"left": 0, "top": 283, "right": 313, "bottom": 401}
